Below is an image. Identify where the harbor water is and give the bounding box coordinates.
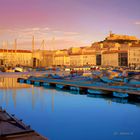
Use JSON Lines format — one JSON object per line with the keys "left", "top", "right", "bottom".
{"left": 0, "top": 77, "right": 140, "bottom": 140}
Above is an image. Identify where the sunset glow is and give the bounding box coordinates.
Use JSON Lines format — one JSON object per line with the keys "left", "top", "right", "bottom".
{"left": 0, "top": 0, "right": 140, "bottom": 49}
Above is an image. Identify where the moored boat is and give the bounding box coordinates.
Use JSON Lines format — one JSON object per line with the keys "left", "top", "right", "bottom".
{"left": 128, "top": 79, "right": 140, "bottom": 85}
{"left": 87, "top": 89, "right": 107, "bottom": 95}
{"left": 19, "top": 79, "right": 25, "bottom": 83}
{"left": 113, "top": 91, "right": 129, "bottom": 98}
{"left": 14, "top": 67, "right": 23, "bottom": 72}
{"left": 70, "top": 86, "right": 80, "bottom": 91}
{"left": 56, "top": 84, "right": 64, "bottom": 89}
{"left": 26, "top": 80, "right": 31, "bottom": 84}
{"left": 100, "top": 76, "right": 112, "bottom": 83}
{"left": 42, "top": 82, "right": 50, "bottom": 87}
{"left": 34, "top": 81, "right": 40, "bottom": 86}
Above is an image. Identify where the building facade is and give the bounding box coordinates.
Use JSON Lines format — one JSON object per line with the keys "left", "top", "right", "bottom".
{"left": 102, "top": 50, "right": 128, "bottom": 66}
{"left": 0, "top": 33, "right": 139, "bottom": 68}
{"left": 0, "top": 50, "right": 32, "bottom": 66}
{"left": 128, "top": 44, "right": 140, "bottom": 68}
{"left": 53, "top": 50, "right": 70, "bottom": 66}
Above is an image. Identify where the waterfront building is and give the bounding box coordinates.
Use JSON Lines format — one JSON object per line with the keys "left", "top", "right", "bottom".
{"left": 69, "top": 47, "right": 83, "bottom": 66}
{"left": 69, "top": 47, "right": 82, "bottom": 54}
{"left": 53, "top": 50, "right": 70, "bottom": 66}
{"left": 0, "top": 49, "right": 32, "bottom": 67}
{"left": 128, "top": 43, "right": 140, "bottom": 68}
{"left": 0, "top": 32, "right": 139, "bottom": 68}
{"left": 45, "top": 50, "right": 55, "bottom": 67}
{"left": 32, "top": 50, "right": 55, "bottom": 67}
{"left": 70, "top": 54, "right": 83, "bottom": 66}
{"left": 69, "top": 47, "right": 96, "bottom": 66}
{"left": 102, "top": 50, "right": 128, "bottom": 66}
{"left": 96, "top": 53, "right": 102, "bottom": 66}
{"left": 32, "top": 50, "right": 42, "bottom": 67}
{"left": 81, "top": 47, "right": 96, "bottom": 66}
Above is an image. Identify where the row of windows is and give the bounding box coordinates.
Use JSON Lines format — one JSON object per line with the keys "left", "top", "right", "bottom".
{"left": 129, "top": 58, "right": 140, "bottom": 62}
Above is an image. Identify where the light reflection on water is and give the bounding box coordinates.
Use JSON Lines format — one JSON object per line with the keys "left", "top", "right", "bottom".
{"left": 0, "top": 77, "right": 140, "bottom": 140}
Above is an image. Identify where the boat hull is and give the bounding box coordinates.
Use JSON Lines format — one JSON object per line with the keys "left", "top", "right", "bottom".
{"left": 19, "top": 79, "right": 25, "bottom": 83}
{"left": 113, "top": 92, "right": 129, "bottom": 98}
{"left": 87, "top": 89, "right": 106, "bottom": 95}
{"left": 26, "top": 80, "right": 31, "bottom": 84}
{"left": 70, "top": 86, "right": 80, "bottom": 91}
{"left": 100, "top": 76, "right": 112, "bottom": 83}
{"left": 34, "top": 81, "right": 40, "bottom": 86}
{"left": 129, "top": 80, "right": 140, "bottom": 85}
{"left": 42, "top": 82, "right": 50, "bottom": 87}
{"left": 14, "top": 67, "right": 23, "bottom": 72}
{"left": 56, "top": 84, "right": 64, "bottom": 89}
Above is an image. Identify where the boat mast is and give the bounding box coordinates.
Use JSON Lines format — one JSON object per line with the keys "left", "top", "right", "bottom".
{"left": 14, "top": 39, "right": 17, "bottom": 66}
{"left": 32, "top": 36, "right": 35, "bottom": 67}
{"left": 41, "top": 39, "right": 45, "bottom": 66}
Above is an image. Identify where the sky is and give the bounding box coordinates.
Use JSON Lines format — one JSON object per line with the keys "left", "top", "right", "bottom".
{"left": 0, "top": 0, "right": 140, "bottom": 50}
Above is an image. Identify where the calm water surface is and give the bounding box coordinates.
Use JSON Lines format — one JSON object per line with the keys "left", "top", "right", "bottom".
{"left": 0, "top": 77, "right": 140, "bottom": 140}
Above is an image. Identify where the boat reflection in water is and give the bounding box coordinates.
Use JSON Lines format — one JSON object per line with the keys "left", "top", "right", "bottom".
{"left": 1, "top": 77, "right": 140, "bottom": 108}
{"left": 86, "top": 92, "right": 130, "bottom": 105}
{"left": 0, "top": 77, "right": 140, "bottom": 140}
{"left": 87, "top": 93, "right": 140, "bottom": 106}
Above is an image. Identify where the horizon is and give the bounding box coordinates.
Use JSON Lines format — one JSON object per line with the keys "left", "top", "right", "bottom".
{"left": 0, "top": 0, "right": 140, "bottom": 50}
{"left": 1, "top": 32, "right": 140, "bottom": 51}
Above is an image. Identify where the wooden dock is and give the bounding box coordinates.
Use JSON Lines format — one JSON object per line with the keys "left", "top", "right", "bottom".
{"left": 17, "top": 78, "right": 140, "bottom": 97}
{"left": 0, "top": 107, "right": 48, "bottom": 140}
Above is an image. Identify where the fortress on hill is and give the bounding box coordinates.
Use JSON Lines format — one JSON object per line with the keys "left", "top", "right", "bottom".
{"left": 106, "top": 31, "right": 138, "bottom": 41}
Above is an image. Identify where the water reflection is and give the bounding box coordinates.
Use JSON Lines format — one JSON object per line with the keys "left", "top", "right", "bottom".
{"left": 0, "top": 77, "right": 31, "bottom": 89}
{"left": 0, "top": 77, "right": 140, "bottom": 140}
{"left": 0, "top": 77, "right": 140, "bottom": 110}
{"left": 87, "top": 94, "right": 140, "bottom": 107}
{"left": 87, "top": 94, "right": 128, "bottom": 103}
